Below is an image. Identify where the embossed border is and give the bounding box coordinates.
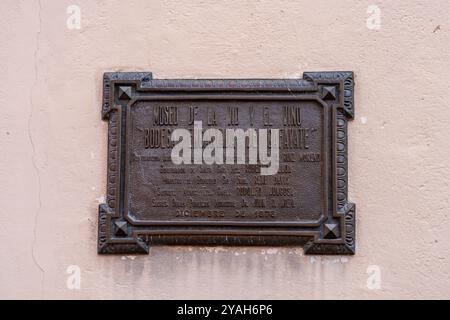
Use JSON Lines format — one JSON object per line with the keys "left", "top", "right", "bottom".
{"left": 98, "top": 71, "right": 355, "bottom": 255}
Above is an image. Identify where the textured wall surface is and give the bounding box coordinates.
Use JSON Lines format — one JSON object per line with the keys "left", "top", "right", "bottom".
{"left": 0, "top": 0, "right": 449, "bottom": 299}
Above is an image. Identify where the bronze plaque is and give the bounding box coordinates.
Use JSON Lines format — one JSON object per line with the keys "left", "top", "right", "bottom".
{"left": 98, "top": 72, "right": 355, "bottom": 255}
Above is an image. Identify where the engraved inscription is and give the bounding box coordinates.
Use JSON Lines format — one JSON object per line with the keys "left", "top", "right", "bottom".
{"left": 127, "top": 100, "right": 324, "bottom": 224}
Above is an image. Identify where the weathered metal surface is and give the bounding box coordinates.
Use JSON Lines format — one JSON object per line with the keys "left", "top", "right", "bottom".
{"left": 98, "top": 71, "right": 355, "bottom": 254}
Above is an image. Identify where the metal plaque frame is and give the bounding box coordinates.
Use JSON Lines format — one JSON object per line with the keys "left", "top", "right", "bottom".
{"left": 98, "top": 71, "right": 356, "bottom": 255}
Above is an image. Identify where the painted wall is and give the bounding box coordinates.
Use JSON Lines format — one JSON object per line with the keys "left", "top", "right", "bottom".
{"left": 0, "top": 0, "right": 449, "bottom": 299}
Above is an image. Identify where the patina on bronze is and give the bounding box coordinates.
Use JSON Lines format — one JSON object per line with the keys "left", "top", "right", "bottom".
{"left": 98, "top": 71, "right": 355, "bottom": 255}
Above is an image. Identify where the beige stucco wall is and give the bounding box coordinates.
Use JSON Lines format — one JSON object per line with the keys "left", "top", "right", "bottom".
{"left": 0, "top": 0, "right": 449, "bottom": 299}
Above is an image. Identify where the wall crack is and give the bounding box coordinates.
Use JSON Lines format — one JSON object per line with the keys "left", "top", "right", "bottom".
{"left": 28, "top": 0, "right": 45, "bottom": 297}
